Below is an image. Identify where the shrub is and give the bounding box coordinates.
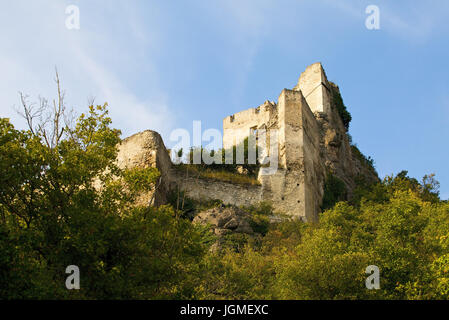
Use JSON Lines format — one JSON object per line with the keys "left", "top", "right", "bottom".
{"left": 321, "top": 172, "right": 347, "bottom": 211}
{"left": 332, "top": 89, "right": 352, "bottom": 131}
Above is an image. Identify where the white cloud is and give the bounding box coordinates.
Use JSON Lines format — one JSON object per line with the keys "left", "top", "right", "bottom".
{"left": 0, "top": 1, "right": 173, "bottom": 139}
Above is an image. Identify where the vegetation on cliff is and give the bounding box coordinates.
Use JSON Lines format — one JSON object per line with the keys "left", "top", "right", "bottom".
{"left": 332, "top": 88, "right": 352, "bottom": 131}
{"left": 173, "top": 136, "right": 261, "bottom": 186}
{"left": 195, "top": 171, "right": 446, "bottom": 299}
{"left": 1, "top": 100, "right": 448, "bottom": 300}
{"left": 321, "top": 172, "right": 348, "bottom": 211}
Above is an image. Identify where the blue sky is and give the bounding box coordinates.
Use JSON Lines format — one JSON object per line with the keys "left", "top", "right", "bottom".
{"left": 1, "top": 1, "right": 448, "bottom": 199}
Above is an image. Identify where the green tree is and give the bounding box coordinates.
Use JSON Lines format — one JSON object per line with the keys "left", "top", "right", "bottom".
{"left": 0, "top": 78, "right": 205, "bottom": 299}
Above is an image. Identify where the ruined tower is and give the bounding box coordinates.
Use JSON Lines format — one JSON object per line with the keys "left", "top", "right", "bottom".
{"left": 118, "top": 62, "right": 378, "bottom": 222}
{"left": 223, "top": 62, "right": 336, "bottom": 221}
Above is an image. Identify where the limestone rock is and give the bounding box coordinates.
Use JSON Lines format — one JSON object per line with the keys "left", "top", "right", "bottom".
{"left": 236, "top": 165, "right": 249, "bottom": 175}
{"left": 116, "top": 130, "right": 172, "bottom": 206}
{"left": 325, "top": 128, "right": 341, "bottom": 147}
{"left": 193, "top": 205, "right": 254, "bottom": 236}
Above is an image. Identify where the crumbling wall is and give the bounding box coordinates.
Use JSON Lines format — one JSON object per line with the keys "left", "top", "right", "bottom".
{"left": 269, "top": 89, "right": 324, "bottom": 221}
{"left": 116, "top": 130, "right": 172, "bottom": 206}
{"left": 170, "top": 169, "right": 262, "bottom": 208}
{"left": 115, "top": 62, "right": 378, "bottom": 222}
{"left": 223, "top": 100, "right": 277, "bottom": 150}
{"left": 116, "top": 131, "right": 264, "bottom": 209}
{"left": 294, "top": 62, "right": 332, "bottom": 114}
{"left": 300, "top": 90, "right": 326, "bottom": 220}
{"left": 272, "top": 89, "right": 307, "bottom": 218}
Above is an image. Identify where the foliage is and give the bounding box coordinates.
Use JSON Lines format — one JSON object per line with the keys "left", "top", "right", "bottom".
{"left": 196, "top": 171, "right": 449, "bottom": 300}
{"left": 245, "top": 202, "right": 273, "bottom": 236}
{"left": 0, "top": 99, "right": 204, "bottom": 299}
{"left": 332, "top": 89, "right": 352, "bottom": 131}
{"left": 173, "top": 136, "right": 261, "bottom": 186}
{"left": 2, "top": 80, "right": 449, "bottom": 300}
{"left": 197, "top": 247, "right": 277, "bottom": 299}
{"left": 167, "top": 189, "right": 223, "bottom": 219}
{"left": 351, "top": 144, "right": 377, "bottom": 176}
{"left": 321, "top": 172, "right": 347, "bottom": 211}
{"left": 174, "top": 165, "right": 261, "bottom": 186}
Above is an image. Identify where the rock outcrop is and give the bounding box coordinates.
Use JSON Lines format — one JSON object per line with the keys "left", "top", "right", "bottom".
{"left": 193, "top": 205, "right": 254, "bottom": 236}
{"left": 193, "top": 205, "right": 257, "bottom": 251}
{"left": 116, "top": 130, "right": 172, "bottom": 206}
{"left": 315, "top": 82, "right": 379, "bottom": 198}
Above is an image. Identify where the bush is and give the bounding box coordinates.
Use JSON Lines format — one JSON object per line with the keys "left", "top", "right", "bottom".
{"left": 321, "top": 172, "right": 347, "bottom": 211}
{"left": 332, "top": 89, "right": 352, "bottom": 131}
{"left": 175, "top": 136, "right": 261, "bottom": 185}
{"left": 351, "top": 144, "right": 377, "bottom": 175}
{"left": 245, "top": 202, "right": 274, "bottom": 236}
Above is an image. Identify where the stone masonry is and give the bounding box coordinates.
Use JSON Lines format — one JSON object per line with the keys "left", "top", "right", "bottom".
{"left": 117, "top": 63, "right": 378, "bottom": 222}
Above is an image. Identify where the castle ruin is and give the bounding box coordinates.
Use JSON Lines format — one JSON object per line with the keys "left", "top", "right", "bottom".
{"left": 117, "top": 63, "right": 378, "bottom": 222}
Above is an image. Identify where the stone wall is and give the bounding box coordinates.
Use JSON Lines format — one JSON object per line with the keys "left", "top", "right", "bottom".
{"left": 275, "top": 89, "right": 324, "bottom": 221}
{"left": 169, "top": 169, "right": 262, "bottom": 208}
{"left": 294, "top": 62, "right": 332, "bottom": 114}
{"left": 275, "top": 89, "right": 307, "bottom": 218}
{"left": 299, "top": 90, "right": 325, "bottom": 221}
{"left": 223, "top": 100, "right": 277, "bottom": 150}
{"left": 115, "top": 62, "right": 379, "bottom": 222}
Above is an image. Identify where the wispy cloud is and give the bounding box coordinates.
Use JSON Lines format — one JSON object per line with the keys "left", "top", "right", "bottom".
{"left": 0, "top": 1, "right": 173, "bottom": 138}
{"left": 322, "top": 0, "right": 449, "bottom": 43}
{"left": 71, "top": 45, "right": 173, "bottom": 138}
{"left": 381, "top": 6, "right": 439, "bottom": 43}
{"left": 195, "top": 1, "right": 276, "bottom": 104}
